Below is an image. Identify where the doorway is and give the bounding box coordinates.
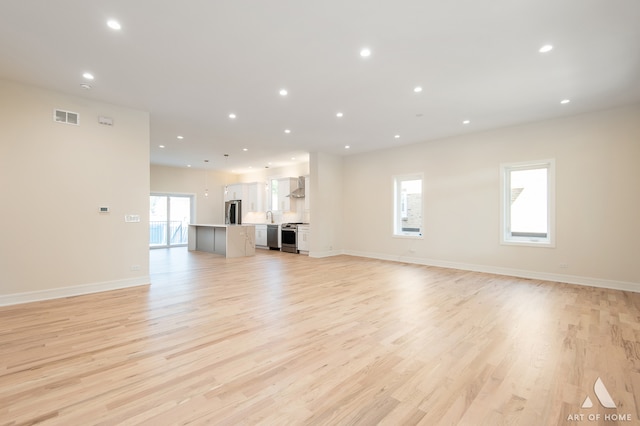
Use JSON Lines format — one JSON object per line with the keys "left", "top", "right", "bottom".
{"left": 149, "top": 194, "right": 193, "bottom": 248}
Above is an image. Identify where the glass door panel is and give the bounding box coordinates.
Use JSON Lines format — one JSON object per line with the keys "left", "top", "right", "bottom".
{"left": 169, "top": 196, "right": 191, "bottom": 245}
{"left": 150, "top": 195, "right": 168, "bottom": 247}
{"left": 150, "top": 194, "right": 192, "bottom": 248}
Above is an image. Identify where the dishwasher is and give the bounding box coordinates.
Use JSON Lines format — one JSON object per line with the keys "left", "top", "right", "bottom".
{"left": 267, "top": 224, "right": 280, "bottom": 250}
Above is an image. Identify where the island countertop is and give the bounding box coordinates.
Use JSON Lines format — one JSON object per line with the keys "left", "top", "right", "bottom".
{"left": 188, "top": 224, "right": 255, "bottom": 258}
{"left": 188, "top": 223, "right": 255, "bottom": 228}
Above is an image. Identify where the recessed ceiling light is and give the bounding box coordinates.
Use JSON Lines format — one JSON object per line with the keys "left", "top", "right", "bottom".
{"left": 345, "top": 145, "right": 350, "bottom": 149}
{"left": 539, "top": 44, "right": 553, "bottom": 53}
{"left": 177, "top": 135, "right": 184, "bottom": 140}
{"left": 187, "top": 164, "right": 191, "bottom": 168}
{"left": 80, "top": 83, "right": 92, "bottom": 90}
{"left": 82, "top": 72, "right": 94, "bottom": 80}
{"left": 268, "top": 162, "right": 272, "bottom": 165}
{"left": 291, "top": 157, "right": 296, "bottom": 160}
{"left": 360, "top": 48, "right": 371, "bottom": 58}
{"left": 159, "top": 145, "right": 165, "bottom": 148}
{"left": 229, "top": 113, "right": 237, "bottom": 119}
{"left": 279, "top": 89, "right": 288, "bottom": 96}
{"left": 284, "top": 129, "right": 291, "bottom": 134}
{"left": 414, "top": 86, "right": 423, "bottom": 93}
{"left": 243, "top": 148, "right": 248, "bottom": 151}
{"left": 336, "top": 112, "right": 344, "bottom": 118}
{"left": 107, "top": 20, "right": 121, "bottom": 30}
{"left": 463, "top": 120, "right": 470, "bottom": 124}
{"left": 394, "top": 134, "right": 400, "bottom": 139}
{"left": 560, "top": 99, "right": 571, "bottom": 104}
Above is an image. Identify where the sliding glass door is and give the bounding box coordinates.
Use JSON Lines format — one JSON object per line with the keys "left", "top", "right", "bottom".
{"left": 150, "top": 194, "right": 192, "bottom": 248}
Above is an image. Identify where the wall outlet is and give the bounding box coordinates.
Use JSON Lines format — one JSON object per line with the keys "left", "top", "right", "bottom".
{"left": 125, "top": 215, "right": 140, "bottom": 223}
{"left": 559, "top": 263, "right": 569, "bottom": 269}
{"left": 130, "top": 265, "right": 141, "bottom": 271}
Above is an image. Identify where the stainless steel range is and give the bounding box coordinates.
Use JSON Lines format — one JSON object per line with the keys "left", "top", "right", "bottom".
{"left": 281, "top": 222, "right": 303, "bottom": 253}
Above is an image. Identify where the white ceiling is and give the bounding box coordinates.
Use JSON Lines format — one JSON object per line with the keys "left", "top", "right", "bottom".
{"left": 1, "top": 0, "right": 639, "bottom": 173}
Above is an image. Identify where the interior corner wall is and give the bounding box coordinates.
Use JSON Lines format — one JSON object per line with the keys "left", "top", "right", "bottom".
{"left": 309, "top": 151, "right": 343, "bottom": 256}
{"left": 150, "top": 164, "right": 236, "bottom": 224}
{"left": 0, "top": 79, "right": 150, "bottom": 305}
{"left": 342, "top": 104, "right": 640, "bottom": 290}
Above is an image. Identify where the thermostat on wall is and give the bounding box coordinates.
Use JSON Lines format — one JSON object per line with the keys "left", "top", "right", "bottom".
{"left": 99, "top": 206, "right": 110, "bottom": 213}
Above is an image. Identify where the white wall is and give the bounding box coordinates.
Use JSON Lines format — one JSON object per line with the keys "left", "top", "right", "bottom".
{"left": 0, "top": 79, "right": 150, "bottom": 304}
{"left": 309, "top": 152, "right": 344, "bottom": 256}
{"left": 342, "top": 105, "right": 640, "bottom": 289}
{"left": 239, "top": 162, "right": 309, "bottom": 184}
{"left": 150, "top": 165, "right": 235, "bottom": 224}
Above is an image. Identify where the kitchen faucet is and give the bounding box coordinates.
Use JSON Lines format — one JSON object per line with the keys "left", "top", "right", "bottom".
{"left": 266, "top": 210, "right": 273, "bottom": 223}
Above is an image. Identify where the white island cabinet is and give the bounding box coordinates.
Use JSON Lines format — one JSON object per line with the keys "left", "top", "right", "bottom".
{"left": 188, "top": 224, "right": 255, "bottom": 258}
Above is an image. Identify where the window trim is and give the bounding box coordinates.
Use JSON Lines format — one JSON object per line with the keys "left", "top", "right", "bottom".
{"left": 500, "top": 159, "right": 556, "bottom": 248}
{"left": 393, "top": 173, "right": 424, "bottom": 239}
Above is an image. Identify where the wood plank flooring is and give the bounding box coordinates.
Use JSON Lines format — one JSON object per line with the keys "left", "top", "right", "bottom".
{"left": 1, "top": 248, "right": 639, "bottom": 425}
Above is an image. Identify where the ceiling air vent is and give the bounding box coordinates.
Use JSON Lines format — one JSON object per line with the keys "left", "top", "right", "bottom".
{"left": 54, "top": 109, "right": 79, "bottom": 125}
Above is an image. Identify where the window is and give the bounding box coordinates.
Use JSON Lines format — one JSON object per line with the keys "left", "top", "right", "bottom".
{"left": 393, "top": 174, "right": 423, "bottom": 237}
{"left": 501, "top": 160, "right": 555, "bottom": 246}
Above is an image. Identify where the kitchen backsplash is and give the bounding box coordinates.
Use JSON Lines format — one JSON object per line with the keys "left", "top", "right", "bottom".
{"left": 243, "top": 209, "right": 309, "bottom": 224}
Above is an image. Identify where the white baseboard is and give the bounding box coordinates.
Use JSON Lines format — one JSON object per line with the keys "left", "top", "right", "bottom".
{"left": 309, "top": 249, "right": 345, "bottom": 259}
{"left": 342, "top": 249, "right": 640, "bottom": 293}
{"left": 0, "top": 276, "right": 151, "bottom": 307}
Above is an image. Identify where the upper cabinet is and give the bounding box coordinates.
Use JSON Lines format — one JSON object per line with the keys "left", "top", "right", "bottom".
{"left": 225, "top": 177, "right": 305, "bottom": 213}
{"left": 304, "top": 176, "right": 310, "bottom": 211}
{"left": 246, "top": 182, "right": 266, "bottom": 212}
{"left": 224, "top": 183, "right": 246, "bottom": 202}
{"left": 224, "top": 182, "right": 266, "bottom": 212}
{"left": 273, "top": 177, "right": 297, "bottom": 212}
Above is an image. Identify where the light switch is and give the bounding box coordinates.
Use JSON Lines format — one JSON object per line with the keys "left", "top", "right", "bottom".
{"left": 124, "top": 215, "right": 140, "bottom": 223}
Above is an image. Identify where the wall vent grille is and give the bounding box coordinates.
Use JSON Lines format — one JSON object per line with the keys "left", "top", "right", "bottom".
{"left": 54, "top": 109, "right": 79, "bottom": 125}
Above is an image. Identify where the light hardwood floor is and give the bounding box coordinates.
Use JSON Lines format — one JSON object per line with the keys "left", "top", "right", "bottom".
{"left": 1, "top": 248, "right": 639, "bottom": 425}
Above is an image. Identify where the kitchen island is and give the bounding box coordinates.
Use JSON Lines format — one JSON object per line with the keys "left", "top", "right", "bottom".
{"left": 188, "top": 224, "right": 255, "bottom": 258}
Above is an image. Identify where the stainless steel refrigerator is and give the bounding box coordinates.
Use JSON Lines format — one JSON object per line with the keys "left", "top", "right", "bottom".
{"left": 225, "top": 200, "right": 242, "bottom": 225}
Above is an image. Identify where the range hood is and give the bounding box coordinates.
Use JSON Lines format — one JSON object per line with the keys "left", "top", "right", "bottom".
{"left": 287, "top": 176, "right": 306, "bottom": 198}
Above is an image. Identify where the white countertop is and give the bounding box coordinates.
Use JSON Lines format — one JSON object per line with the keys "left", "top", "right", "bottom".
{"left": 244, "top": 223, "right": 310, "bottom": 226}
{"left": 189, "top": 224, "right": 255, "bottom": 228}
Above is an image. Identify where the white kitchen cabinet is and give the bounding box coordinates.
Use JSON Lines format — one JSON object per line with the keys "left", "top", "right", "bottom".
{"left": 246, "top": 182, "right": 266, "bottom": 212}
{"left": 297, "top": 224, "right": 310, "bottom": 253}
{"left": 255, "top": 224, "right": 267, "bottom": 248}
{"left": 304, "top": 176, "right": 310, "bottom": 211}
{"left": 224, "top": 183, "right": 246, "bottom": 202}
{"left": 275, "top": 177, "right": 297, "bottom": 212}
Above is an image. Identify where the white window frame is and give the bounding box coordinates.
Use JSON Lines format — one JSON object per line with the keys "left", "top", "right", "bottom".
{"left": 500, "top": 159, "right": 555, "bottom": 247}
{"left": 393, "top": 173, "right": 424, "bottom": 238}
